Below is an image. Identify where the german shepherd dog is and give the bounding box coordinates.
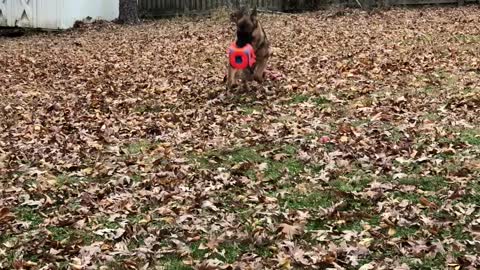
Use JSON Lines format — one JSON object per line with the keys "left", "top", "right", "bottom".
{"left": 226, "top": 6, "right": 271, "bottom": 90}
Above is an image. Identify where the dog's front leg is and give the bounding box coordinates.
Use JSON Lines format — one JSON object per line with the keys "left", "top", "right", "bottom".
{"left": 240, "top": 70, "right": 252, "bottom": 92}
{"left": 253, "top": 59, "right": 268, "bottom": 83}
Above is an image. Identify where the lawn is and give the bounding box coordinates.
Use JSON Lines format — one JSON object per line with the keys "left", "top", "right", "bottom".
{"left": 1, "top": 6, "right": 479, "bottom": 270}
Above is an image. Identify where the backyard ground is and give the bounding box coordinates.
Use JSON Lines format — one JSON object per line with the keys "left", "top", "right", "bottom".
{"left": 1, "top": 6, "right": 479, "bottom": 270}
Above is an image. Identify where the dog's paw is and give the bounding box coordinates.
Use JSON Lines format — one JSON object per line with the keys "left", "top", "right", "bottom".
{"left": 253, "top": 74, "right": 264, "bottom": 83}
{"left": 226, "top": 83, "right": 237, "bottom": 91}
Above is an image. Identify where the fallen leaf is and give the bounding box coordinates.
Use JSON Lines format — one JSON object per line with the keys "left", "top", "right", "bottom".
{"left": 0, "top": 208, "right": 15, "bottom": 224}
{"left": 278, "top": 223, "right": 303, "bottom": 239}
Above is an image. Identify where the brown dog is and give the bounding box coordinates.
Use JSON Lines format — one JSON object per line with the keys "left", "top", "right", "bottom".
{"left": 226, "top": 6, "right": 271, "bottom": 90}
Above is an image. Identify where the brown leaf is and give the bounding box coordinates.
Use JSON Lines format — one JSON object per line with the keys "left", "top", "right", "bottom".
{"left": 0, "top": 208, "right": 15, "bottom": 224}
{"left": 278, "top": 223, "right": 303, "bottom": 239}
{"left": 419, "top": 197, "right": 438, "bottom": 210}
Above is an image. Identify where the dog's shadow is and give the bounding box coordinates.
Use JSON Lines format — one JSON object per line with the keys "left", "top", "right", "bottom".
{"left": 216, "top": 83, "right": 272, "bottom": 108}
{"left": 207, "top": 72, "right": 285, "bottom": 109}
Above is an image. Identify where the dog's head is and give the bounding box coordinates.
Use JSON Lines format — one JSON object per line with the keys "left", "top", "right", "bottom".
{"left": 230, "top": 7, "right": 258, "bottom": 47}
{"left": 230, "top": 6, "right": 258, "bottom": 33}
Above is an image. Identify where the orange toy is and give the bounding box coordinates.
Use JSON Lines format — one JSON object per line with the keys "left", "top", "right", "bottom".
{"left": 227, "top": 42, "right": 256, "bottom": 70}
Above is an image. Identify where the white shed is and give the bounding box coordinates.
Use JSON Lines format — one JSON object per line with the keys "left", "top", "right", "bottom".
{"left": 0, "top": 0, "right": 119, "bottom": 30}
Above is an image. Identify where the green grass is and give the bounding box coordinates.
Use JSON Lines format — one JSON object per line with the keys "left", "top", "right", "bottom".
{"left": 312, "top": 96, "right": 331, "bottom": 105}
{"left": 287, "top": 94, "right": 331, "bottom": 106}
{"left": 47, "top": 227, "right": 99, "bottom": 246}
{"left": 460, "top": 129, "right": 480, "bottom": 146}
{"left": 0, "top": 235, "right": 18, "bottom": 267}
{"left": 127, "top": 237, "right": 146, "bottom": 251}
{"left": 328, "top": 176, "right": 372, "bottom": 193}
{"left": 381, "top": 124, "right": 404, "bottom": 143}
{"left": 439, "top": 224, "right": 472, "bottom": 241}
{"left": 255, "top": 245, "right": 274, "bottom": 258}
{"left": 404, "top": 255, "right": 446, "bottom": 270}
{"left": 454, "top": 34, "right": 480, "bottom": 44}
{"left": 393, "top": 190, "right": 422, "bottom": 202}
{"left": 461, "top": 181, "right": 480, "bottom": 205}
{"left": 263, "top": 159, "right": 304, "bottom": 181}
{"left": 157, "top": 257, "right": 192, "bottom": 270}
{"left": 188, "top": 241, "right": 208, "bottom": 260}
{"left": 395, "top": 176, "right": 447, "bottom": 192}
{"left": 280, "top": 190, "right": 335, "bottom": 210}
{"left": 216, "top": 243, "right": 246, "bottom": 263}
{"left": 227, "top": 147, "right": 263, "bottom": 164}
{"left": 337, "top": 219, "right": 364, "bottom": 232}
{"left": 394, "top": 226, "right": 420, "bottom": 239}
{"left": 351, "top": 119, "right": 370, "bottom": 127}
{"left": 127, "top": 214, "right": 144, "bottom": 224}
{"left": 288, "top": 94, "right": 310, "bottom": 104}
{"left": 125, "top": 140, "right": 154, "bottom": 155}
{"left": 95, "top": 217, "right": 121, "bottom": 229}
{"left": 131, "top": 174, "right": 143, "bottom": 182}
{"left": 420, "top": 85, "right": 438, "bottom": 95}
{"left": 193, "top": 145, "right": 305, "bottom": 182}
{"left": 436, "top": 128, "right": 480, "bottom": 147}
{"left": 150, "top": 219, "right": 175, "bottom": 229}
{"left": 393, "top": 161, "right": 424, "bottom": 174}
{"left": 48, "top": 227, "right": 75, "bottom": 242}
{"left": 280, "top": 144, "right": 298, "bottom": 155}
{"left": 239, "top": 105, "right": 262, "bottom": 115}
{"left": 392, "top": 191, "right": 438, "bottom": 205}
{"left": 55, "top": 174, "right": 95, "bottom": 187}
{"left": 306, "top": 219, "right": 328, "bottom": 231}
{"left": 15, "top": 206, "right": 44, "bottom": 228}
{"left": 424, "top": 112, "right": 442, "bottom": 121}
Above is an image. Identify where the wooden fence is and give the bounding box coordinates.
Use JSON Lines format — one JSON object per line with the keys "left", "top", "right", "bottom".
{"left": 138, "top": 0, "right": 285, "bottom": 17}
{"left": 138, "top": 0, "right": 479, "bottom": 17}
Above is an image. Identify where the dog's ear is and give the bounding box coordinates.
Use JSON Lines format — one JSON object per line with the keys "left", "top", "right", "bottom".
{"left": 230, "top": 10, "right": 240, "bottom": 23}
{"left": 250, "top": 6, "right": 258, "bottom": 25}
{"left": 230, "top": 7, "right": 246, "bottom": 23}
{"left": 251, "top": 6, "right": 257, "bottom": 18}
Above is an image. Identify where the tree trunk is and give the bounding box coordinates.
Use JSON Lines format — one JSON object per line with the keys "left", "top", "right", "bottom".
{"left": 118, "top": 0, "right": 139, "bottom": 24}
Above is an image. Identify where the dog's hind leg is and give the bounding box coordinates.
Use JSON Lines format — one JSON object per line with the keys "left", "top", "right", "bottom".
{"left": 253, "top": 47, "right": 270, "bottom": 83}
{"left": 253, "top": 61, "right": 268, "bottom": 83}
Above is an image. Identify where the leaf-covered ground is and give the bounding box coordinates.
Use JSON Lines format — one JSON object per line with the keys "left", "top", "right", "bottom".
{"left": 1, "top": 6, "right": 480, "bottom": 270}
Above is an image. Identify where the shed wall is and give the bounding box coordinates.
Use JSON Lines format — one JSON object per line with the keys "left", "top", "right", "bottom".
{"left": 0, "top": 0, "right": 119, "bottom": 30}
